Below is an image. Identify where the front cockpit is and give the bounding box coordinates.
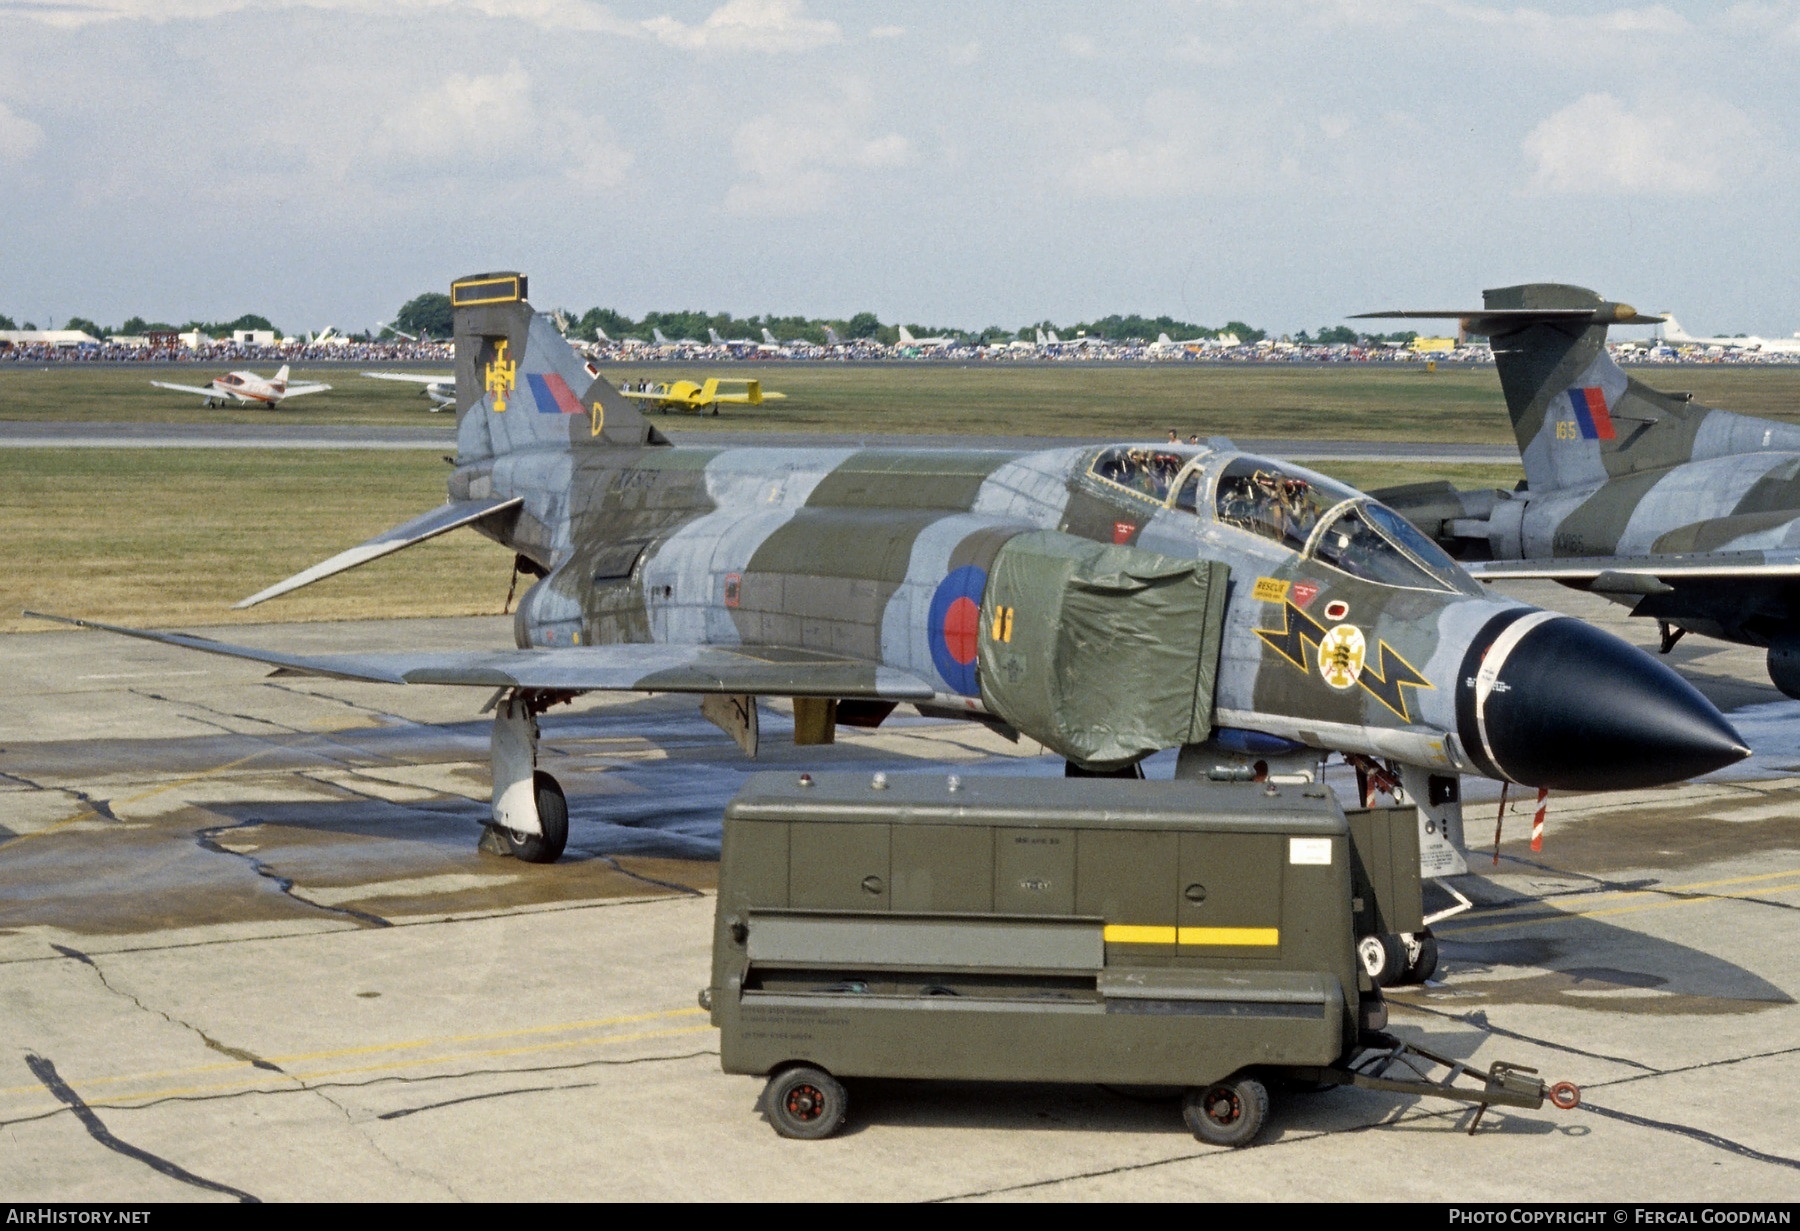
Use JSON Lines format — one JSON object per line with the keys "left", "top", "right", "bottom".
{"left": 1086, "top": 445, "right": 1480, "bottom": 595}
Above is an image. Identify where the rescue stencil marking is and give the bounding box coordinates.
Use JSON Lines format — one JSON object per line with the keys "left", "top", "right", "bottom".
{"left": 929, "top": 565, "right": 986, "bottom": 696}
{"left": 1256, "top": 602, "right": 1434, "bottom": 722}
{"left": 1251, "top": 577, "right": 1290, "bottom": 603}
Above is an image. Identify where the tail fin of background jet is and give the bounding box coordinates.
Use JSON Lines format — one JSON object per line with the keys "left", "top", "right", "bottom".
{"left": 452, "top": 271, "right": 663, "bottom": 462}
{"left": 1355, "top": 285, "right": 1669, "bottom": 494}
{"left": 762, "top": 328, "right": 778, "bottom": 345}
{"left": 708, "top": 327, "right": 726, "bottom": 345}
{"left": 823, "top": 325, "right": 842, "bottom": 346}
{"left": 897, "top": 326, "right": 916, "bottom": 344}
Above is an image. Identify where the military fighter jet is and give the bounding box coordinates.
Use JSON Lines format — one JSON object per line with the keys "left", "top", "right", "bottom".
{"left": 619, "top": 377, "right": 786, "bottom": 415}
{"left": 37, "top": 272, "right": 1747, "bottom": 874}
{"left": 1358, "top": 284, "right": 1800, "bottom": 699}
{"left": 150, "top": 364, "right": 331, "bottom": 408}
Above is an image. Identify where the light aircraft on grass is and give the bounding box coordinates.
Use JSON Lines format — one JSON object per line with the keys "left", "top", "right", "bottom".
{"left": 150, "top": 365, "right": 330, "bottom": 408}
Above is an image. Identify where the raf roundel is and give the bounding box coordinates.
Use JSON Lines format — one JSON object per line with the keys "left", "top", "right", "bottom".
{"left": 929, "top": 565, "right": 987, "bottom": 697}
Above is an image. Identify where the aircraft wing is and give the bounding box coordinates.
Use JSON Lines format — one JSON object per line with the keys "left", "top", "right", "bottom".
{"left": 235, "top": 497, "right": 524, "bottom": 608}
{"left": 1467, "top": 550, "right": 1800, "bottom": 583}
{"left": 280, "top": 383, "right": 332, "bottom": 397}
{"left": 714, "top": 392, "right": 787, "bottom": 404}
{"left": 362, "top": 372, "right": 451, "bottom": 384}
{"left": 25, "top": 614, "right": 938, "bottom": 698}
{"left": 149, "top": 381, "right": 219, "bottom": 397}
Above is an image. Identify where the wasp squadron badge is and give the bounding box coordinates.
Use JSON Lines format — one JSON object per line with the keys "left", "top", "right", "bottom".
{"left": 1318, "top": 623, "right": 1366, "bottom": 690}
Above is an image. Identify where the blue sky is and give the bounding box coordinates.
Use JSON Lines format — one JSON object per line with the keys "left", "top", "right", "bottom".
{"left": 0, "top": 0, "right": 1795, "bottom": 335}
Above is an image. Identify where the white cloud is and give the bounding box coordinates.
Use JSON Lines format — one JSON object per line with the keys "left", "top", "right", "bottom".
{"left": 868, "top": 24, "right": 903, "bottom": 39}
{"left": 0, "top": 0, "right": 634, "bottom": 31}
{"left": 0, "top": 101, "right": 44, "bottom": 162}
{"left": 364, "top": 63, "right": 631, "bottom": 191}
{"left": 1522, "top": 93, "right": 1756, "bottom": 196}
{"left": 373, "top": 65, "right": 534, "bottom": 162}
{"left": 723, "top": 99, "right": 912, "bottom": 215}
{"left": 642, "top": 0, "right": 839, "bottom": 53}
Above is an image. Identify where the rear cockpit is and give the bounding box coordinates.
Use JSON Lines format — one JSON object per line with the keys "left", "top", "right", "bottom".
{"left": 1085, "top": 446, "right": 1480, "bottom": 594}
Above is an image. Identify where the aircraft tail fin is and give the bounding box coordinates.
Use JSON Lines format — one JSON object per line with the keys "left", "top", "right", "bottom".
{"left": 761, "top": 328, "right": 777, "bottom": 344}
{"left": 823, "top": 325, "right": 842, "bottom": 346}
{"left": 708, "top": 327, "right": 724, "bottom": 345}
{"left": 897, "top": 326, "right": 915, "bottom": 344}
{"left": 452, "top": 271, "right": 664, "bottom": 461}
{"left": 1355, "top": 285, "right": 1669, "bottom": 494}
{"left": 273, "top": 364, "right": 290, "bottom": 388}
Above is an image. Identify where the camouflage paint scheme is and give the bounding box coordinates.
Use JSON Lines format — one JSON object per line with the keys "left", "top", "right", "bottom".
{"left": 1363, "top": 284, "right": 1800, "bottom": 696}
{"left": 41, "top": 273, "right": 1747, "bottom": 863}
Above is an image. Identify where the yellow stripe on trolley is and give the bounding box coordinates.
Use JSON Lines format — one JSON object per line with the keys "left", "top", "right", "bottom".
{"left": 1179, "top": 926, "right": 1279, "bottom": 947}
{"left": 1103, "top": 925, "right": 1280, "bottom": 947}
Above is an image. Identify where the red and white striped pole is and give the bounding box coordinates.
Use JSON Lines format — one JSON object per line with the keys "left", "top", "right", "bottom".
{"left": 1530, "top": 787, "right": 1549, "bottom": 852}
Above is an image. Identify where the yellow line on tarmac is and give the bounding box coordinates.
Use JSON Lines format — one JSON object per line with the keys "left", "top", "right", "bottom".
{"left": 1440, "top": 878, "right": 1800, "bottom": 937}
{"left": 0, "top": 1006, "right": 707, "bottom": 1099}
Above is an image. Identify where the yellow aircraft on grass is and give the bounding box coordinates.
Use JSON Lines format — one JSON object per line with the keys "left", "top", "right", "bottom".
{"left": 619, "top": 377, "right": 786, "bottom": 415}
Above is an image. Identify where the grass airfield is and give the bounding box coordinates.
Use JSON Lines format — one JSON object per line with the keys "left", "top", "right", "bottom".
{"left": 8, "top": 359, "right": 1800, "bottom": 439}
{"left": 7, "top": 361, "right": 1800, "bottom": 633}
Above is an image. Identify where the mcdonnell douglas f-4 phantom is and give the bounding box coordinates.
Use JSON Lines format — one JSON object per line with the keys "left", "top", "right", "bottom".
{"left": 39, "top": 273, "right": 1746, "bottom": 877}
{"left": 1359, "top": 283, "right": 1800, "bottom": 699}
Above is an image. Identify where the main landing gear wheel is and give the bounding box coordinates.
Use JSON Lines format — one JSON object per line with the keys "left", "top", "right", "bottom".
{"left": 1357, "top": 933, "right": 1407, "bottom": 988}
{"left": 1403, "top": 928, "right": 1439, "bottom": 984}
{"left": 504, "top": 770, "right": 568, "bottom": 864}
{"left": 763, "top": 1065, "right": 848, "bottom": 1139}
{"left": 1183, "top": 1075, "right": 1268, "bottom": 1147}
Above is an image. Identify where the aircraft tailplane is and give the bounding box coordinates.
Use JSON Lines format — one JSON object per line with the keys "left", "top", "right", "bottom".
{"left": 451, "top": 271, "right": 665, "bottom": 463}
{"left": 1356, "top": 285, "right": 1668, "bottom": 494}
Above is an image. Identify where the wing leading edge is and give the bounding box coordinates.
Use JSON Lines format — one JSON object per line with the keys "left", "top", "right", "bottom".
{"left": 1466, "top": 550, "right": 1800, "bottom": 583}
{"left": 25, "top": 613, "right": 938, "bottom": 698}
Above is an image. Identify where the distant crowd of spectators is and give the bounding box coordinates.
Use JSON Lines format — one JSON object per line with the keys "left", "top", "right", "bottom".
{"left": 0, "top": 339, "right": 454, "bottom": 364}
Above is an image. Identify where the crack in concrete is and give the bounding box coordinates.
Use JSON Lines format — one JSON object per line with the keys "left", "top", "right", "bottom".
{"left": 1578, "top": 1101, "right": 1800, "bottom": 1171}
{"left": 24, "top": 1054, "right": 260, "bottom": 1203}
{"left": 1397, "top": 1002, "right": 1660, "bottom": 1072}
{"left": 50, "top": 943, "right": 284, "bottom": 1073}
{"left": 193, "top": 819, "right": 392, "bottom": 929}
{"left": 43, "top": 939, "right": 457, "bottom": 1197}
{"left": 594, "top": 854, "right": 705, "bottom": 898}
{"left": 376, "top": 1049, "right": 716, "bottom": 1120}
{"left": 0, "top": 767, "right": 120, "bottom": 825}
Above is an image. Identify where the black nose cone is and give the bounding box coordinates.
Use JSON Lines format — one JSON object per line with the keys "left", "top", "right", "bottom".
{"left": 1458, "top": 613, "right": 1748, "bottom": 791}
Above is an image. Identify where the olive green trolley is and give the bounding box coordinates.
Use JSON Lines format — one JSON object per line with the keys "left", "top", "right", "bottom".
{"left": 703, "top": 771, "right": 1577, "bottom": 1143}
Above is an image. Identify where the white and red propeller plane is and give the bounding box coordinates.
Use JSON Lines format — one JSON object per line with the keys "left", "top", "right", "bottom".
{"left": 149, "top": 365, "right": 331, "bottom": 408}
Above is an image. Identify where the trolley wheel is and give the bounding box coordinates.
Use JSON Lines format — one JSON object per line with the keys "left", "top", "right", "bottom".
{"left": 1403, "top": 929, "right": 1439, "bottom": 985}
{"left": 504, "top": 771, "right": 569, "bottom": 864}
{"left": 1183, "top": 1075, "right": 1269, "bottom": 1147}
{"left": 1357, "top": 933, "right": 1407, "bottom": 988}
{"left": 1549, "top": 1081, "right": 1581, "bottom": 1110}
{"left": 763, "top": 1065, "right": 848, "bottom": 1140}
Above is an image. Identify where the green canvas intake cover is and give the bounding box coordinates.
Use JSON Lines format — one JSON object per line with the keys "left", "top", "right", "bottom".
{"left": 978, "top": 530, "right": 1229, "bottom": 768}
